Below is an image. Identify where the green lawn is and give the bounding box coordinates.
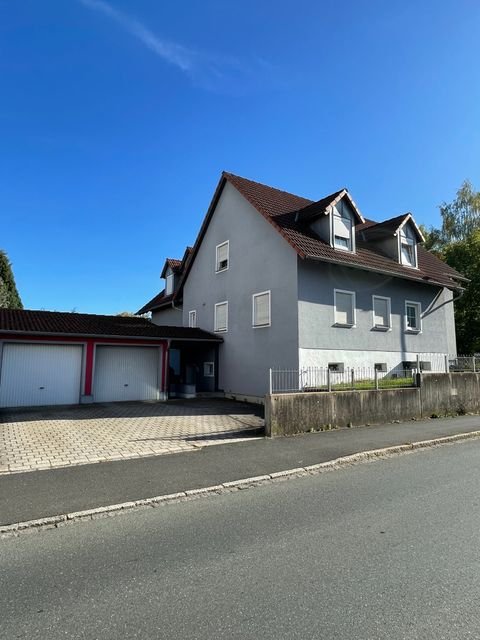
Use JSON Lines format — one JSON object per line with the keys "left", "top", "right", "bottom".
{"left": 303, "top": 376, "right": 415, "bottom": 392}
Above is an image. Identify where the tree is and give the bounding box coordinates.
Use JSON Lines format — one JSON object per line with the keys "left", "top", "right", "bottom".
{"left": 0, "top": 250, "right": 23, "bottom": 309}
{"left": 442, "top": 231, "right": 480, "bottom": 354}
{"left": 421, "top": 180, "right": 480, "bottom": 353}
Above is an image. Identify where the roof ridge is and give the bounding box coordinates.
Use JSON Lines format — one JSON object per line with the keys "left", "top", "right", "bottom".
{"left": 0, "top": 309, "right": 146, "bottom": 320}
{"left": 223, "top": 171, "right": 313, "bottom": 205}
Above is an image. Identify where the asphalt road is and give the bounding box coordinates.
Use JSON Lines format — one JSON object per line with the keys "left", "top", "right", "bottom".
{"left": 2, "top": 440, "right": 480, "bottom": 639}
{"left": 4, "top": 413, "right": 480, "bottom": 525}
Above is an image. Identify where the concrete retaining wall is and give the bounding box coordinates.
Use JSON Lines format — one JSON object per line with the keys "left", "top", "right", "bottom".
{"left": 265, "top": 373, "right": 480, "bottom": 437}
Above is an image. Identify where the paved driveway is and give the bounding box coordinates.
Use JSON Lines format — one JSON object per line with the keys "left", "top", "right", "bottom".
{"left": 0, "top": 399, "right": 264, "bottom": 475}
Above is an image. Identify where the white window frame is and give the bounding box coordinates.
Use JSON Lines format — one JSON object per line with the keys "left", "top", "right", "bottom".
{"left": 252, "top": 290, "right": 271, "bottom": 328}
{"left": 333, "top": 289, "right": 356, "bottom": 327}
{"left": 203, "top": 362, "right": 215, "bottom": 377}
{"left": 372, "top": 295, "right": 392, "bottom": 331}
{"left": 215, "top": 240, "right": 229, "bottom": 273}
{"left": 165, "top": 273, "right": 174, "bottom": 295}
{"left": 331, "top": 203, "right": 355, "bottom": 253}
{"left": 214, "top": 301, "right": 228, "bottom": 333}
{"left": 405, "top": 300, "right": 422, "bottom": 333}
{"left": 188, "top": 310, "right": 197, "bottom": 328}
{"left": 399, "top": 225, "right": 418, "bottom": 268}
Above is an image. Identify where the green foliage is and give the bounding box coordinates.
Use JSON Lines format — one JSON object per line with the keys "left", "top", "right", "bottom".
{"left": 443, "top": 231, "right": 480, "bottom": 353}
{"left": 0, "top": 250, "right": 23, "bottom": 309}
{"left": 422, "top": 180, "right": 480, "bottom": 353}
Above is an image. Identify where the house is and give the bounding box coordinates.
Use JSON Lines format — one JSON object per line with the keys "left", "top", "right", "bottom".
{"left": 0, "top": 309, "right": 221, "bottom": 408}
{"left": 139, "top": 172, "right": 465, "bottom": 402}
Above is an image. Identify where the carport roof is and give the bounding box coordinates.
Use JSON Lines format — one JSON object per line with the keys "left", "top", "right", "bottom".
{"left": 0, "top": 309, "right": 222, "bottom": 342}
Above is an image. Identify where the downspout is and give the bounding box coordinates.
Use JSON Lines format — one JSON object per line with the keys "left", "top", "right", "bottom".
{"left": 163, "top": 339, "right": 171, "bottom": 399}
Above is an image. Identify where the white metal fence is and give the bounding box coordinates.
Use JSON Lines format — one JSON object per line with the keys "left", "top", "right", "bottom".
{"left": 269, "top": 366, "right": 417, "bottom": 394}
{"left": 269, "top": 354, "right": 480, "bottom": 394}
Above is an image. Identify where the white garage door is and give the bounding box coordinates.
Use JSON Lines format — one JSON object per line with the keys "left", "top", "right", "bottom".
{"left": 93, "top": 346, "right": 161, "bottom": 403}
{"left": 0, "top": 343, "right": 83, "bottom": 408}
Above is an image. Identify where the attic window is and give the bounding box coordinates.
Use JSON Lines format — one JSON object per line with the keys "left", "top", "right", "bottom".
{"left": 165, "top": 273, "right": 174, "bottom": 295}
{"left": 400, "top": 224, "right": 417, "bottom": 268}
{"left": 332, "top": 205, "right": 354, "bottom": 252}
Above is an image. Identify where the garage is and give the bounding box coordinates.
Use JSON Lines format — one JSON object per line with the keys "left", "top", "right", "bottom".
{"left": 93, "top": 345, "right": 161, "bottom": 403}
{"left": 0, "top": 343, "right": 83, "bottom": 408}
{"left": 0, "top": 309, "right": 222, "bottom": 409}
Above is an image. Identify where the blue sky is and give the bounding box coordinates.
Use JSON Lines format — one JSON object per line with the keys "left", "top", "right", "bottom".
{"left": 2, "top": 0, "right": 479, "bottom": 314}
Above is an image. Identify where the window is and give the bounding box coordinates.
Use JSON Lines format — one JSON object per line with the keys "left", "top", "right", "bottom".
{"left": 332, "top": 205, "right": 354, "bottom": 252}
{"left": 214, "top": 301, "right": 228, "bottom": 332}
{"left": 328, "top": 362, "right": 344, "bottom": 373}
{"left": 334, "top": 289, "right": 355, "bottom": 327}
{"left": 165, "top": 273, "right": 174, "bottom": 295}
{"left": 188, "top": 310, "right": 197, "bottom": 328}
{"left": 252, "top": 291, "right": 271, "bottom": 327}
{"left": 400, "top": 225, "right": 417, "bottom": 268}
{"left": 204, "top": 362, "right": 215, "bottom": 377}
{"left": 405, "top": 301, "right": 421, "bottom": 332}
{"left": 372, "top": 295, "right": 391, "bottom": 330}
{"left": 216, "top": 241, "right": 229, "bottom": 272}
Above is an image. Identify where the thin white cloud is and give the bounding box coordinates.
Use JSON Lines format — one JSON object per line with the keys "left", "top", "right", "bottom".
{"left": 79, "top": 0, "right": 276, "bottom": 94}
{"left": 79, "top": 0, "right": 196, "bottom": 72}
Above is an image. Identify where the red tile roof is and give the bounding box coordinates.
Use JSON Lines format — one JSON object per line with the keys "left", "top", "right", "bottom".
{"left": 137, "top": 290, "right": 174, "bottom": 315}
{"left": 0, "top": 309, "right": 222, "bottom": 341}
{"left": 140, "top": 172, "right": 465, "bottom": 314}
{"left": 221, "top": 173, "right": 464, "bottom": 289}
{"left": 166, "top": 258, "right": 182, "bottom": 272}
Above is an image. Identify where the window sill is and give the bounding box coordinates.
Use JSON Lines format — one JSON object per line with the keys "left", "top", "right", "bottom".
{"left": 372, "top": 326, "right": 391, "bottom": 332}
{"left": 333, "top": 322, "right": 355, "bottom": 328}
{"left": 405, "top": 328, "right": 421, "bottom": 334}
{"left": 215, "top": 267, "right": 229, "bottom": 274}
{"left": 214, "top": 328, "right": 228, "bottom": 333}
{"left": 252, "top": 323, "right": 271, "bottom": 329}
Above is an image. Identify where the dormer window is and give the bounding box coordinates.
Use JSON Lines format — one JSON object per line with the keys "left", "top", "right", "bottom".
{"left": 399, "top": 224, "right": 417, "bottom": 268}
{"left": 332, "top": 204, "right": 354, "bottom": 252}
{"left": 165, "top": 273, "right": 174, "bottom": 295}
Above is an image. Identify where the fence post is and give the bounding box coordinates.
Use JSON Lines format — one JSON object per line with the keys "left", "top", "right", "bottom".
{"left": 269, "top": 368, "right": 272, "bottom": 394}
{"left": 327, "top": 368, "right": 331, "bottom": 392}
{"left": 351, "top": 368, "right": 355, "bottom": 390}
{"left": 473, "top": 356, "right": 476, "bottom": 373}
{"left": 374, "top": 367, "right": 379, "bottom": 390}
{"left": 444, "top": 355, "right": 448, "bottom": 374}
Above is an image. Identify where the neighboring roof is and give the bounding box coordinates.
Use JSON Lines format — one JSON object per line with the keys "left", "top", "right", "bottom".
{"left": 0, "top": 309, "right": 222, "bottom": 342}
{"left": 160, "top": 258, "right": 183, "bottom": 279}
{"left": 137, "top": 290, "right": 175, "bottom": 315}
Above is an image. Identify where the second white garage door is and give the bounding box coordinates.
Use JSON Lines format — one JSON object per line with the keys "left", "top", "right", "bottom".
{"left": 93, "top": 346, "right": 161, "bottom": 403}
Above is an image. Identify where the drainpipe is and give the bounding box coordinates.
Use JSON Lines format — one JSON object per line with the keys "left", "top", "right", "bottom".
{"left": 164, "top": 339, "right": 171, "bottom": 399}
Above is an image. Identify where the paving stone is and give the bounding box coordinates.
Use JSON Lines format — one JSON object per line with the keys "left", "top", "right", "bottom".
{"left": 0, "top": 400, "right": 263, "bottom": 475}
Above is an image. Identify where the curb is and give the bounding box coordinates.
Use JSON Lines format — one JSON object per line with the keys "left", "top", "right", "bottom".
{"left": 2, "top": 429, "right": 480, "bottom": 538}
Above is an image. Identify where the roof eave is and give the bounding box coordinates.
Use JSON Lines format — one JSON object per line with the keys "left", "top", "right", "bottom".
{"left": 0, "top": 330, "right": 168, "bottom": 341}
{"left": 304, "top": 254, "right": 465, "bottom": 291}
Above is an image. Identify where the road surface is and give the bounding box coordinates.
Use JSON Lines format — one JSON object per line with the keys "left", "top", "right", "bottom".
{"left": 2, "top": 440, "right": 480, "bottom": 639}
